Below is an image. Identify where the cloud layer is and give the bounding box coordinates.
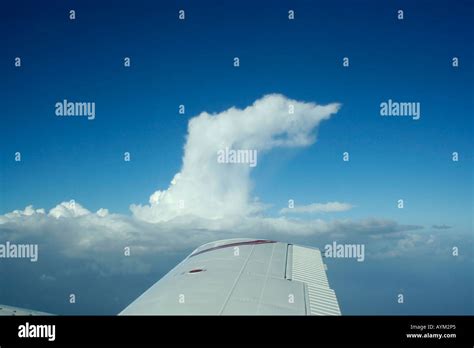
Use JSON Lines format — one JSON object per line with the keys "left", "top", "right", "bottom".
{"left": 0, "top": 201, "right": 433, "bottom": 271}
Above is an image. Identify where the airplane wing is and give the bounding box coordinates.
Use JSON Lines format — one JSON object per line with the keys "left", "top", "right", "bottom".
{"left": 120, "top": 238, "right": 341, "bottom": 315}
{"left": 0, "top": 304, "right": 53, "bottom": 316}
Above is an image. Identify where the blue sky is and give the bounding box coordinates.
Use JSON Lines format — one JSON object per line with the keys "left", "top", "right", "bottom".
{"left": 0, "top": 0, "right": 472, "bottom": 315}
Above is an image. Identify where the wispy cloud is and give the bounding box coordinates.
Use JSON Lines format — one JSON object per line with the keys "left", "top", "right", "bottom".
{"left": 432, "top": 224, "right": 452, "bottom": 230}
{"left": 280, "top": 202, "right": 353, "bottom": 214}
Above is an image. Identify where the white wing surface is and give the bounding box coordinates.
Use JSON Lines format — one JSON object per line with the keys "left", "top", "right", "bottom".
{"left": 120, "top": 238, "right": 341, "bottom": 315}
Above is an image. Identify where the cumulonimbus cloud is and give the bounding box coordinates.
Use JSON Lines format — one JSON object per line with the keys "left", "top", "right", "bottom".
{"left": 130, "top": 94, "right": 341, "bottom": 222}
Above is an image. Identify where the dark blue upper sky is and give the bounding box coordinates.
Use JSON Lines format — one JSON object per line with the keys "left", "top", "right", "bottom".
{"left": 0, "top": 0, "right": 472, "bottom": 315}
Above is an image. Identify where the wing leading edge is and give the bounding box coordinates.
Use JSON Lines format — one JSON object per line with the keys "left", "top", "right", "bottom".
{"left": 0, "top": 304, "right": 53, "bottom": 316}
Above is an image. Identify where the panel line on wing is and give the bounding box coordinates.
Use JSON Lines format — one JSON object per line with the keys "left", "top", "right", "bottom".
{"left": 218, "top": 244, "right": 256, "bottom": 314}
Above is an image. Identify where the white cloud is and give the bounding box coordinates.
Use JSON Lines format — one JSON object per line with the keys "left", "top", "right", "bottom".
{"left": 280, "top": 202, "right": 353, "bottom": 214}
{"left": 130, "top": 94, "right": 341, "bottom": 222}
{"left": 96, "top": 208, "right": 109, "bottom": 217}
{"left": 48, "top": 201, "right": 91, "bottom": 218}
{"left": 1, "top": 205, "right": 45, "bottom": 219}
